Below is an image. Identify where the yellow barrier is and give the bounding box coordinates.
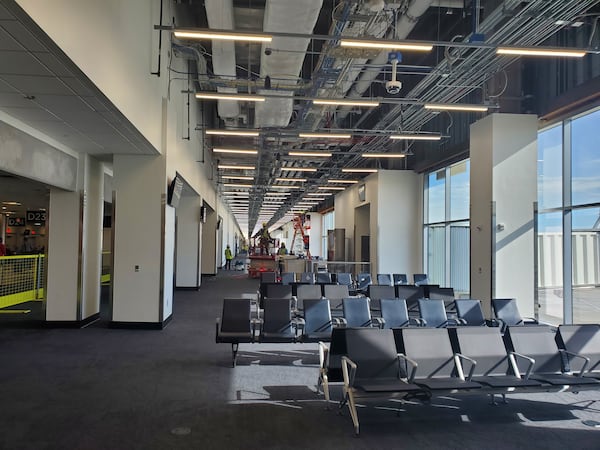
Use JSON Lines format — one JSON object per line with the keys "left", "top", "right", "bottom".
{"left": 0, "top": 254, "right": 45, "bottom": 309}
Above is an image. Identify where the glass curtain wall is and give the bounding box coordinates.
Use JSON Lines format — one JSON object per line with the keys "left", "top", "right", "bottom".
{"left": 537, "top": 107, "right": 600, "bottom": 324}
{"left": 321, "top": 211, "right": 334, "bottom": 259}
{"left": 424, "top": 160, "right": 470, "bottom": 296}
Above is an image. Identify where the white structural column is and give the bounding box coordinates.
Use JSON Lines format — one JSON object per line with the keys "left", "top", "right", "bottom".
{"left": 470, "top": 114, "right": 538, "bottom": 318}
{"left": 176, "top": 195, "right": 202, "bottom": 288}
{"left": 112, "top": 154, "right": 174, "bottom": 326}
{"left": 201, "top": 205, "right": 218, "bottom": 275}
{"left": 46, "top": 155, "right": 104, "bottom": 323}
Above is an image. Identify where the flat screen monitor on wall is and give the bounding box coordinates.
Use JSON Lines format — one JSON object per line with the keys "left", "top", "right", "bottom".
{"left": 168, "top": 173, "right": 184, "bottom": 208}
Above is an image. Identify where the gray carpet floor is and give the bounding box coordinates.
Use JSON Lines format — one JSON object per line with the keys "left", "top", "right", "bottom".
{"left": 1, "top": 270, "right": 600, "bottom": 449}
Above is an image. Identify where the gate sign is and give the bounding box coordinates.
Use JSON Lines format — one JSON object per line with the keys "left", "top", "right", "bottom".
{"left": 26, "top": 210, "right": 47, "bottom": 224}
{"left": 7, "top": 217, "right": 26, "bottom": 227}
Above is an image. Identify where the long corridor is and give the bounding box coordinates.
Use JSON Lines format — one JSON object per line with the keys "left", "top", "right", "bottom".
{"left": 1, "top": 271, "right": 600, "bottom": 449}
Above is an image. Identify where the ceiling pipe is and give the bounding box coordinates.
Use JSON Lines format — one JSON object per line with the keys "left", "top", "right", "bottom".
{"left": 254, "top": 0, "right": 323, "bottom": 128}
{"left": 204, "top": 0, "right": 240, "bottom": 121}
{"left": 336, "top": 0, "right": 436, "bottom": 120}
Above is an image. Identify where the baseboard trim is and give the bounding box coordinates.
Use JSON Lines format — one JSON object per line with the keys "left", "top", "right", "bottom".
{"left": 45, "top": 312, "right": 100, "bottom": 329}
{"left": 110, "top": 315, "right": 172, "bottom": 330}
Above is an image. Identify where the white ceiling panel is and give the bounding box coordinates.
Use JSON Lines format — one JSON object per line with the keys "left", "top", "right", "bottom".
{"left": 0, "top": 4, "right": 15, "bottom": 21}
{"left": 0, "top": 26, "right": 28, "bottom": 51}
{"left": 1, "top": 105, "right": 62, "bottom": 123}
{"left": 0, "top": 74, "right": 79, "bottom": 96}
{"left": 0, "top": 20, "right": 48, "bottom": 53}
{"left": 59, "top": 77, "right": 95, "bottom": 97}
{"left": 0, "top": 91, "right": 32, "bottom": 107}
{"left": 0, "top": 50, "right": 53, "bottom": 76}
{"left": 34, "top": 52, "right": 77, "bottom": 78}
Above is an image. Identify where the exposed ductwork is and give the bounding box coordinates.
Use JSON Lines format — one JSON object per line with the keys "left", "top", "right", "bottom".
{"left": 205, "top": 0, "right": 240, "bottom": 121}
{"left": 254, "top": 0, "right": 323, "bottom": 128}
{"left": 337, "top": 0, "right": 436, "bottom": 120}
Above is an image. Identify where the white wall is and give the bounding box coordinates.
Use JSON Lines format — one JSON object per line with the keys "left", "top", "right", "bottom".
{"left": 308, "top": 212, "right": 322, "bottom": 258}
{"left": 176, "top": 195, "right": 201, "bottom": 288}
{"left": 377, "top": 170, "right": 421, "bottom": 276}
{"left": 46, "top": 188, "right": 80, "bottom": 321}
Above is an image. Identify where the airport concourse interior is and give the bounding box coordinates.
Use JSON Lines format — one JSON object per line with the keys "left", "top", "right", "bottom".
{"left": 2, "top": 0, "right": 600, "bottom": 448}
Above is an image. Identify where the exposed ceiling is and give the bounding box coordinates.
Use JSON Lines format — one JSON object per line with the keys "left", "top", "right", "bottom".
{"left": 1, "top": 1, "right": 599, "bottom": 241}
{"left": 172, "top": 0, "right": 600, "bottom": 237}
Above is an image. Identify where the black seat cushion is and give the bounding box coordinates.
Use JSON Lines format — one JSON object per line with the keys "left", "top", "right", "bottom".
{"left": 414, "top": 378, "right": 482, "bottom": 390}
{"left": 355, "top": 378, "right": 421, "bottom": 393}
{"left": 471, "top": 375, "right": 543, "bottom": 388}
{"left": 530, "top": 374, "right": 600, "bottom": 386}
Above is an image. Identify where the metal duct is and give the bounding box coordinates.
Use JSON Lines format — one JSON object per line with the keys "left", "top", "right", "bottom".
{"left": 337, "top": 0, "right": 435, "bottom": 120}
{"left": 255, "top": 0, "right": 323, "bottom": 128}
{"left": 205, "top": 0, "right": 240, "bottom": 120}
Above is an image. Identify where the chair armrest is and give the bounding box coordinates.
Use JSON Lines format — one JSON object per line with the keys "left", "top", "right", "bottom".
{"left": 509, "top": 351, "right": 535, "bottom": 380}
{"left": 522, "top": 316, "right": 538, "bottom": 324}
{"left": 332, "top": 317, "right": 343, "bottom": 327}
{"left": 215, "top": 318, "right": 221, "bottom": 340}
{"left": 371, "top": 317, "right": 384, "bottom": 329}
{"left": 341, "top": 356, "right": 358, "bottom": 388}
{"left": 419, "top": 318, "right": 428, "bottom": 327}
{"left": 398, "top": 353, "right": 419, "bottom": 383}
{"left": 456, "top": 318, "right": 468, "bottom": 325}
{"left": 294, "top": 318, "right": 306, "bottom": 335}
{"left": 318, "top": 341, "right": 329, "bottom": 371}
{"left": 338, "top": 318, "right": 347, "bottom": 327}
{"left": 408, "top": 317, "right": 422, "bottom": 326}
{"left": 560, "top": 350, "right": 591, "bottom": 377}
{"left": 454, "top": 353, "right": 477, "bottom": 381}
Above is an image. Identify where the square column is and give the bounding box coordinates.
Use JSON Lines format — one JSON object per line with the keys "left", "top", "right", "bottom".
{"left": 112, "top": 155, "right": 174, "bottom": 327}
{"left": 46, "top": 155, "right": 103, "bottom": 324}
{"left": 470, "top": 114, "right": 538, "bottom": 317}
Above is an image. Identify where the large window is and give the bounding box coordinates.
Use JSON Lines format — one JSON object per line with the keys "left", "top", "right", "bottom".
{"left": 536, "top": 107, "right": 600, "bottom": 325}
{"left": 424, "top": 160, "right": 470, "bottom": 296}
{"left": 321, "top": 210, "right": 334, "bottom": 259}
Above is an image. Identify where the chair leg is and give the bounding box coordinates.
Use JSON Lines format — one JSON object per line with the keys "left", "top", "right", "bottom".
{"left": 489, "top": 393, "right": 497, "bottom": 405}
{"left": 231, "top": 343, "right": 239, "bottom": 368}
{"left": 345, "top": 389, "right": 360, "bottom": 436}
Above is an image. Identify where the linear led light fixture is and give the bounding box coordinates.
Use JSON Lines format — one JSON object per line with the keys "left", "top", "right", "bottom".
{"left": 288, "top": 151, "right": 332, "bottom": 157}
{"left": 174, "top": 29, "right": 272, "bottom": 43}
{"left": 307, "top": 192, "right": 332, "bottom": 196}
{"left": 342, "top": 168, "right": 378, "bottom": 173}
{"left": 270, "top": 185, "right": 301, "bottom": 189}
{"left": 424, "top": 103, "right": 488, "bottom": 112}
{"left": 302, "top": 197, "right": 326, "bottom": 201}
{"left": 328, "top": 179, "right": 359, "bottom": 184}
{"left": 218, "top": 164, "right": 255, "bottom": 170}
{"left": 275, "top": 178, "right": 307, "bottom": 182}
{"left": 362, "top": 153, "right": 406, "bottom": 158}
{"left": 206, "top": 129, "right": 260, "bottom": 137}
{"left": 318, "top": 186, "right": 345, "bottom": 190}
{"left": 313, "top": 99, "right": 379, "bottom": 107}
{"left": 299, "top": 132, "right": 351, "bottom": 139}
{"left": 221, "top": 175, "right": 254, "bottom": 180}
{"left": 496, "top": 47, "right": 586, "bottom": 58}
{"left": 2, "top": 201, "right": 21, "bottom": 206}
{"left": 280, "top": 167, "right": 318, "bottom": 172}
{"left": 340, "top": 38, "right": 433, "bottom": 52}
{"left": 265, "top": 192, "right": 290, "bottom": 196}
{"left": 213, "top": 148, "right": 258, "bottom": 155}
{"left": 223, "top": 183, "right": 253, "bottom": 188}
{"left": 390, "top": 133, "right": 442, "bottom": 141}
{"left": 196, "top": 92, "right": 265, "bottom": 102}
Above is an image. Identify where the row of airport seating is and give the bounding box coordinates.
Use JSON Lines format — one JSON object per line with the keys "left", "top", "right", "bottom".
{"left": 258, "top": 282, "right": 449, "bottom": 310}
{"left": 259, "top": 271, "right": 430, "bottom": 293}
{"left": 320, "top": 324, "right": 600, "bottom": 435}
{"left": 215, "top": 296, "right": 538, "bottom": 366}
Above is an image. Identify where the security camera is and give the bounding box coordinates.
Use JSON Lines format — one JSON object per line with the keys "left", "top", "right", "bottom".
{"left": 385, "top": 80, "right": 402, "bottom": 95}
{"left": 264, "top": 47, "right": 272, "bottom": 56}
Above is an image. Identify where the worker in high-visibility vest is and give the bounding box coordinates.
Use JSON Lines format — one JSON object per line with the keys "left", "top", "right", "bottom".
{"left": 224, "top": 245, "right": 233, "bottom": 270}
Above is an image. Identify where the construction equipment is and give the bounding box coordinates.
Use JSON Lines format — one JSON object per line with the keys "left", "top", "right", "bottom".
{"left": 291, "top": 215, "right": 311, "bottom": 259}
